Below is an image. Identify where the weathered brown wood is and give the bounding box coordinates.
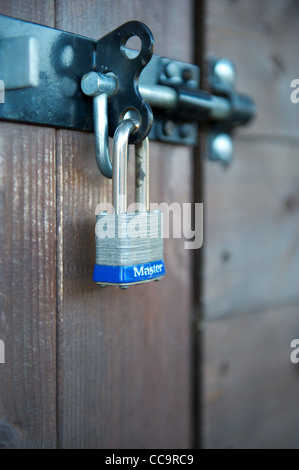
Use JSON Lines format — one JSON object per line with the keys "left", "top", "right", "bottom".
{"left": 200, "top": 0, "right": 299, "bottom": 449}
{"left": 203, "top": 137, "right": 299, "bottom": 320}
{"left": 202, "top": 304, "right": 299, "bottom": 449}
{"left": 0, "top": 124, "right": 56, "bottom": 449}
{"left": 0, "top": 0, "right": 54, "bottom": 25}
{"left": 207, "top": 0, "right": 299, "bottom": 138}
{"left": 0, "top": 0, "right": 56, "bottom": 450}
{"left": 55, "top": 0, "right": 193, "bottom": 60}
{"left": 55, "top": 0, "right": 193, "bottom": 448}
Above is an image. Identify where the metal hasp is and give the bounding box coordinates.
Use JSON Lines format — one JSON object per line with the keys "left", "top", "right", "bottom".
{"left": 81, "top": 21, "right": 154, "bottom": 178}
{"left": 96, "top": 21, "right": 154, "bottom": 145}
{"left": 0, "top": 14, "right": 256, "bottom": 155}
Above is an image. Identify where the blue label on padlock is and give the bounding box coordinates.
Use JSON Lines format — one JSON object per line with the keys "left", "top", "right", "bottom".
{"left": 93, "top": 260, "right": 165, "bottom": 285}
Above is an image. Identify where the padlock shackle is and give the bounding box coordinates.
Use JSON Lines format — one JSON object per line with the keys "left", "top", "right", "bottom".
{"left": 112, "top": 119, "right": 138, "bottom": 214}
{"left": 135, "top": 137, "right": 149, "bottom": 212}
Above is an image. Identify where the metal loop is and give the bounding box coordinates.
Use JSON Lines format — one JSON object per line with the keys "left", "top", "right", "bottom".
{"left": 112, "top": 119, "right": 149, "bottom": 214}
{"left": 93, "top": 92, "right": 112, "bottom": 179}
{"left": 135, "top": 137, "right": 149, "bottom": 212}
{"left": 81, "top": 71, "right": 117, "bottom": 179}
{"left": 112, "top": 119, "right": 138, "bottom": 214}
{"left": 81, "top": 71, "right": 150, "bottom": 195}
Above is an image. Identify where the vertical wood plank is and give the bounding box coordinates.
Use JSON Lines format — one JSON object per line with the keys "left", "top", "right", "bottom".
{"left": 206, "top": 0, "right": 299, "bottom": 138}
{"left": 203, "top": 138, "right": 299, "bottom": 320}
{"left": 0, "top": 125, "right": 56, "bottom": 448}
{"left": 55, "top": 0, "right": 193, "bottom": 448}
{"left": 0, "top": 2, "right": 57, "bottom": 449}
{"left": 202, "top": 305, "right": 299, "bottom": 449}
{"left": 0, "top": 0, "right": 54, "bottom": 26}
{"left": 201, "top": 0, "right": 299, "bottom": 449}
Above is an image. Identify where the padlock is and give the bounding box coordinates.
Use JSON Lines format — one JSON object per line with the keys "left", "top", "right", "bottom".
{"left": 93, "top": 118, "right": 165, "bottom": 287}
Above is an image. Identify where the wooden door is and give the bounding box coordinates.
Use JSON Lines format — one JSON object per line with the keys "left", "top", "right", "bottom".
{"left": 1, "top": 0, "right": 299, "bottom": 450}
{"left": 201, "top": 0, "right": 299, "bottom": 449}
{"left": 0, "top": 0, "right": 195, "bottom": 449}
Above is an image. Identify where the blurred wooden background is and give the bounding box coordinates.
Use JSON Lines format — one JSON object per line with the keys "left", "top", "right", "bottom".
{"left": 202, "top": 0, "right": 299, "bottom": 449}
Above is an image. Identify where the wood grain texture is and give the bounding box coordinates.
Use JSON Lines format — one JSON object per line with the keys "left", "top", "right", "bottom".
{"left": 55, "top": 0, "right": 194, "bottom": 448}
{"left": 56, "top": 131, "right": 192, "bottom": 449}
{"left": 0, "top": 0, "right": 56, "bottom": 450}
{"left": 203, "top": 137, "right": 299, "bottom": 320}
{"left": 206, "top": 0, "right": 299, "bottom": 138}
{"left": 0, "top": 0, "right": 54, "bottom": 26}
{"left": 0, "top": 124, "right": 57, "bottom": 448}
{"left": 201, "top": 0, "right": 299, "bottom": 448}
{"left": 56, "top": 0, "right": 193, "bottom": 61}
{"left": 202, "top": 304, "right": 299, "bottom": 449}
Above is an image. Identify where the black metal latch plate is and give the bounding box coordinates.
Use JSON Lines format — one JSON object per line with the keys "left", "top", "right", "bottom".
{"left": 0, "top": 15, "right": 255, "bottom": 149}
{"left": 0, "top": 15, "right": 95, "bottom": 131}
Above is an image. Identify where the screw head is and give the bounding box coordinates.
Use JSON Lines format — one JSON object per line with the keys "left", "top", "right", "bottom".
{"left": 213, "top": 59, "right": 236, "bottom": 87}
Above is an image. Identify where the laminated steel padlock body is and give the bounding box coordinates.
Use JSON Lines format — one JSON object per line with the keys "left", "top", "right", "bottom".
{"left": 93, "top": 119, "right": 165, "bottom": 287}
